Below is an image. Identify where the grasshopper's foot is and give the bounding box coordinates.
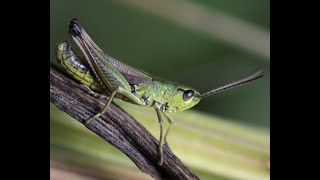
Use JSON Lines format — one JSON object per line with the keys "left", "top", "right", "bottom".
{"left": 158, "top": 156, "right": 163, "bottom": 165}
{"left": 158, "top": 147, "right": 164, "bottom": 165}
{"left": 84, "top": 113, "right": 101, "bottom": 125}
{"left": 84, "top": 117, "right": 94, "bottom": 125}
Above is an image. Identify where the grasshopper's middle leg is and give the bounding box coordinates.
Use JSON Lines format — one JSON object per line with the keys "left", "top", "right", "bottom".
{"left": 154, "top": 102, "right": 165, "bottom": 165}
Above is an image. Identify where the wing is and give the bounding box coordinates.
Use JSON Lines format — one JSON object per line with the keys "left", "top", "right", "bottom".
{"left": 101, "top": 53, "right": 153, "bottom": 85}
{"left": 72, "top": 19, "right": 153, "bottom": 85}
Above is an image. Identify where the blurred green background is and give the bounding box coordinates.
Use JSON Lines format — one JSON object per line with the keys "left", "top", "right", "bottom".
{"left": 50, "top": 0, "right": 269, "bottom": 179}
{"left": 50, "top": 0, "right": 269, "bottom": 128}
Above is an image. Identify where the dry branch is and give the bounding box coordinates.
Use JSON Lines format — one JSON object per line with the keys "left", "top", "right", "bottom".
{"left": 50, "top": 66, "right": 200, "bottom": 180}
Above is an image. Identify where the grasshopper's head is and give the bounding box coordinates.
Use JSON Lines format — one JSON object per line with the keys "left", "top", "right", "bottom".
{"left": 165, "top": 85, "right": 201, "bottom": 113}
{"left": 165, "top": 69, "right": 264, "bottom": 113}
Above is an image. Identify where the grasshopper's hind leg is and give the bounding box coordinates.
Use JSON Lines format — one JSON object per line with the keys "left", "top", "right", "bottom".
{"left": 85, "top": 86, "right": 145, "bottom": 125}
{"left": 85, "top": 89, "right": 117, "bottom": 124}
{"left": 80, "top": 84, "right": 108, "bottom": 99}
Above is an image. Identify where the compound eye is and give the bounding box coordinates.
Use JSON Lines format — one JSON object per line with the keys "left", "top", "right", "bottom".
{"left": 183, "top": 90, "right": 194, "bottom": 101}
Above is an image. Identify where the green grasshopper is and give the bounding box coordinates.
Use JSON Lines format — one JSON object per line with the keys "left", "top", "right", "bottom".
{"left": 57, "top": 18, "right": 263, "bottom": 165}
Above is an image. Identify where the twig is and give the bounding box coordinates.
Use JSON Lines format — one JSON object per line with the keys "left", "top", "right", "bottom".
{"left": 50, "top": 66, "right": 200, "bottom": 180}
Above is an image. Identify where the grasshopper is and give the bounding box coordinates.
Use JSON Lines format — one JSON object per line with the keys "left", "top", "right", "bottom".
{"left": 57, "top": 18, "right": 263, "bottom": 165}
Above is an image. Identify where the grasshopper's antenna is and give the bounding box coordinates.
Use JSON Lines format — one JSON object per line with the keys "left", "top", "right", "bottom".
{"left": 200, "top": 69, "right": 264, "bottom": 99}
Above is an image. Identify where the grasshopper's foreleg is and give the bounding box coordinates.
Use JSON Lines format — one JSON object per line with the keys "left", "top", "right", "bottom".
{"left": 155, "top": 102, "right": 165, "bottom": 165}
{"left": 163, "top": 113, "right": 174, "bottom": 150}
